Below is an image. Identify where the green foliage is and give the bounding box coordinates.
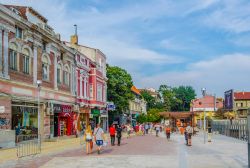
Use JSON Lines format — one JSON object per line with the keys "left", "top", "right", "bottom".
{"left": 137, "top": 113, "right": 147, "bottom": 123}
{"left": 107, "top": 65, "right": 134, "bottom": 114}
{"left": 146, "top": 108, "right": 164, "bottom": 122}
{"left": 159, "top": 85, "right": 196, "bottom": 112}
{"left": 140, "top": 91, "right": 156, "bottom": 110}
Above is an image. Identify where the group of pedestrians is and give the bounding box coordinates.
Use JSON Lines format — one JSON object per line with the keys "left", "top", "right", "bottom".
{"left": 109, "top": 124, "right": 122, "bottom": 146}
{"left": 83, "top": 124, "right": 105, "bottom": 154}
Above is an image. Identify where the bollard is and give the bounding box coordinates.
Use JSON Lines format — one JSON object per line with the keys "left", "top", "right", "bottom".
{"left": 208, "top": 127, "right": 212, "bottom": 142}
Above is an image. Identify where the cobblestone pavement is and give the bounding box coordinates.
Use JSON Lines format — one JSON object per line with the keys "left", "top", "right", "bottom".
{"left": 0, "top": 132, "right": 248, "bottom": 168}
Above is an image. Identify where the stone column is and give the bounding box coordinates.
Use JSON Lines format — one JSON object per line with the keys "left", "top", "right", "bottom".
{"left": 3, "top": 30, "right": 9, "bottom": 79}
{"left": 80, "top": 76, "right": 83, "bottom": 98}
{"left": 33, "top": 46, "right": 37, "bottom": 84}
{"left": 84, "top": 77, "right": 87, "bottom": 98}
{"left": 0, "top": 30, "right": 3, "bottom": 77}
{"left": 54, "top": 53, "right": 58, "bottom": 90}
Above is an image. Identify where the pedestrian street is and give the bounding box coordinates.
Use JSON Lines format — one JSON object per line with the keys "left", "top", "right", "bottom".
{"left": 1, "top": 131, "right": 247, "bottom": 168}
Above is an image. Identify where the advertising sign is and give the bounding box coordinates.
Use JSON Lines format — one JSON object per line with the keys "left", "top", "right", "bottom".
{"left": 224, "top": 89, "right": 234, "bottom": 110}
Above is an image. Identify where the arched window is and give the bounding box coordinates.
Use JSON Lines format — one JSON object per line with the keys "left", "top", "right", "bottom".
{"left": 22, "top": 48, "right": 31, "bottom": 74}
{"left": 57, "top": 62, "right": 63, "bottom": 84}
{"left": 9, "top": 43, "right": 18, "bottom": 70}
{"left": 63, "top": 65, "right": 70, "bottom": 86}
{"left": 42, "top": 54, "right": 51, "bottom": 81}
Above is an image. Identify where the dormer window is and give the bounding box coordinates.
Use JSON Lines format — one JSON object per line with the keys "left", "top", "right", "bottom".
{"left": 15, "top": 26, "right": 23, "bottom": 39}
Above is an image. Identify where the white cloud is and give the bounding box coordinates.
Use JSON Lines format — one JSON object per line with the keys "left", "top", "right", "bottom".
{"left": 203, "top": 0, "right": 250, "bottom": 33}
{"left": 136, "top": 54, "right": 250, "bottom": 96}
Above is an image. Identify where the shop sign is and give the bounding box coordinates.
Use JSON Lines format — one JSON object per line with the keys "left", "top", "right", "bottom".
{"left": 62, "top": 105, "right": 72, "bottom": 113}
{"left": 91, "top": 109, "right": 100, "bottom": 117}
{"left": 53, "top": 104, "right": 62, "bottom": 113}
{"left": 0, "top": 106, "right": 5, "bottom": 113}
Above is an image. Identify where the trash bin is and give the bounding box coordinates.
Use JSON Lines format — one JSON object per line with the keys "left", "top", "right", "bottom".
{"left": 208, "top": 127, "right": 212, "bottom": 142}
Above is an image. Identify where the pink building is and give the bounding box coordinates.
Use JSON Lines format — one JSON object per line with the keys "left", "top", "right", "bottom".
{"left": 191, "top": 95, "right": 223, "bottom": 112}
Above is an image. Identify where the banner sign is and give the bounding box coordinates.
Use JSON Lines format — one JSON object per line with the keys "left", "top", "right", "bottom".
{"left": 224, "top": 89, "right": 234, "bottom": 110}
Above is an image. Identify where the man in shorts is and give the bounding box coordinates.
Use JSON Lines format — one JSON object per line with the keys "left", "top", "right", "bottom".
{"left": 94, "top": 124, "right": 105, "bottom": 154}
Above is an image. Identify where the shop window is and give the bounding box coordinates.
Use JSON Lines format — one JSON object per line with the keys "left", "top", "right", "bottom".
{"left": 9, "top": 49, "right": 17, "bottom": 70}
{"left": 15, "top": 26, "right": 23, "bottom": 39}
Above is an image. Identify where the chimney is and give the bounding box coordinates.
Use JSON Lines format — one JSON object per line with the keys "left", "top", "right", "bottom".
{"left": 70, "top": 24, "right": 78, "bottom": 45}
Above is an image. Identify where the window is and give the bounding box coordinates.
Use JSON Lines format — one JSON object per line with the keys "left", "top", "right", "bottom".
{"left": 241, "top": 103, "right": 244, "bottom": 107}
{"left": 23, "top": 55, "right": 29, "bottom": 74}
{"left": 9, "top": 50, "right": 17, "bottom": 70}
{"left": 42, "top": 64, "right": 48, "bottom": 80}
{"left": 63, "top": 65, "right": 70, "bottom": 86}
{"left": 90, "top": 84, "right": 93, "bottom": 99}
{"left": 42, "top": 54, "right": 50, "bottom": 81}
{"left": 97, "top": 83, "right": 103, "bottom": 101}
{"left": 57, "top": 68, "right": 61, "bottom": 84}
{"left": 15, "top": 26, "right": 22, "bottom": 39}
{"left": 63, "top": 71, "right": 70, "bottom": 86}
{"left": 42, "top": 42, "right": 47, "bottom": 51}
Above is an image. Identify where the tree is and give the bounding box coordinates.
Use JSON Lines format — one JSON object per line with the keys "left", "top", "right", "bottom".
{"left": 140, "top": 90, "right": 156, "bottom": 110}
{"left": 158, "top": 85, "right": 174, "bottom": 111}
{"left": 107, "top": 65, "right": 134, "bottom": 114}
{"left": 137, "top": 113, "right": 147, "bottom": 123}
{"left": 172, "top": 86, "right": 196, "bottom": 111}
{"left": 146, "top": 108, "right": 163, "bottom": 122}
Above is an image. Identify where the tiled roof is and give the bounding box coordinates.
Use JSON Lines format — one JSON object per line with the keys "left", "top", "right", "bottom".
{"left": 131, "top": 86, "right": 141, "bottom": 95}
{"left": 234, "top": 92, "right": 250, "bottom": 100}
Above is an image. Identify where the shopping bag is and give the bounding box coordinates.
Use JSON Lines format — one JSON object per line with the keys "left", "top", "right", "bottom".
{"left": 103, "top": 141, "right": 108, "bottom": 147}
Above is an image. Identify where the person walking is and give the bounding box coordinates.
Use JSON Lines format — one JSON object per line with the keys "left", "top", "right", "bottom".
{"left": 155, "top": 123, "right": 160, "bottom": 137}
{"left": 94, "top": 124, "right": 105, "bottom": 154}
{"left": 83, "top": 125, "right": 93, "bottom": 154}
{"left": 116, "top": 125, "right": 122, "bottom": 146}
{"left": 165, "top": 125, "right": 171, "bottom": 140}
{"left": 126, "top": 124, "right": 131, "bottom": 138}
{"left": 145, "top": 123, "right": 149, "bottom": 134}
{"left": 186, "top": 123, "right": 193, "bottom": 146}
{"left": 109, "top": 124, "right": 116, "bottom": 146}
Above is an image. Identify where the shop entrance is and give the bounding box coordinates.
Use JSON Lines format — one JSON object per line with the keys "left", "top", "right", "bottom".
{"left": 54, "top": 115, "right": 58, "bottom": 137}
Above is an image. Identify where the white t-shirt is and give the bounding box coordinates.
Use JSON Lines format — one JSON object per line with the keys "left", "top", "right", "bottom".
{"left": 186, "top": 126, "right": 193, "bottom": 134}
{"left": 94, "top": 127, "right": 104, "bottom": 140}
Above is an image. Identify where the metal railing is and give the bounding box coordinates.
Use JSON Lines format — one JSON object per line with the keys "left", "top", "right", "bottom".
{"left": 16, "top": 134, "right": 41, "bottom": 158}
{"left": 211, "top": 119, "right": 248, "bottom": 141}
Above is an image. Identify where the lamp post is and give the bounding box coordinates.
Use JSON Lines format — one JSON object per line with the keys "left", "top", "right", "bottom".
{"left": 201, "top": 88, "right": 206, "bottom": 144}
{"left": 37, "top": 80, "right": 42, "bottom": 147}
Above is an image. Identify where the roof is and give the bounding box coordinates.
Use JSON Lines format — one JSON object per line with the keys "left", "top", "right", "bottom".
{"left": 131, "top": 86, "right": 141, "bottom": 95}
{"left": 139, "top": 89, "right": 159, "bottom": 96}
{"left": 159, "top": 112, "right": 202, "bottom": 119}
{"left": 4, "top": 5, "right": 48, "bottom": 23}
{"left": 234, "top": 92, "right": 250, "bottom": 100}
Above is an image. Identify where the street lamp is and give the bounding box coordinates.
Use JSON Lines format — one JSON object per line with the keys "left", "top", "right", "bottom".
{"left": 201, "top": 88, "right": 206, "bottom": 144}
{"left": 37, "top": 80, "right": 42, "bottom": 148}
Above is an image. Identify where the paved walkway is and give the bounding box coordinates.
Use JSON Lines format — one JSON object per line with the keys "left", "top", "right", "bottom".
{"left": 0, "top": 132, "right": 248, "bottom": 168}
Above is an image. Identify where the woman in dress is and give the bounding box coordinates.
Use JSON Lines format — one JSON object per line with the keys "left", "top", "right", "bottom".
{"left": 84, "top": 125, "right": 93, "bottom": 154}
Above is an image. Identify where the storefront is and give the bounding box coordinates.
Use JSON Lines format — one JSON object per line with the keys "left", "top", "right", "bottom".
{"left": 100, "top": 110, "right": 108, "bottom": 132}
{"left": 90, "top": 109, "right": 100, "bottom": 130}
{"left": 11, "top": 101, "right": 38, "bottom": 136}
{"left": 53, "top": 104, "right": 76, "bottom": 137}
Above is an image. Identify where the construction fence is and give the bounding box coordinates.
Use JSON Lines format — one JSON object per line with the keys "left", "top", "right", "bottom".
{"left": 211, "top": 119, "right": 248, "bottom": 141}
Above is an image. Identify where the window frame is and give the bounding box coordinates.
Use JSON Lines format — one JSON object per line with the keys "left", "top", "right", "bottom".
{"left": 15, "top": 26, "right": 23, "bottom": 39}
{"left": 9, "top": 49, "right": 17, "bottom": 71}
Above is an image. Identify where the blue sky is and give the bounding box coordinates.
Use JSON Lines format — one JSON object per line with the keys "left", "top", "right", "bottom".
{"left": 1, "top": 0, "right": 250, "bottom": 97}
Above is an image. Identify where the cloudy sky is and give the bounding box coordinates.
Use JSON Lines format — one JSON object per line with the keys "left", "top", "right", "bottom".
{"left": 1, "top": 0, "right": 250, "bottom": 97}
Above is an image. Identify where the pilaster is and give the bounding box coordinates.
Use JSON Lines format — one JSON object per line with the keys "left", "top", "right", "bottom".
{"left": 3, "top": 30, "right": 9, "bottom": 79}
